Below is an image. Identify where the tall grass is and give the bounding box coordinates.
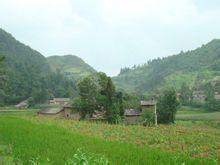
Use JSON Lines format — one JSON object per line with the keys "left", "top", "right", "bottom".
{"left": 0, "top": 116, "right": 215, "bottom": 164}
{"left": 25, "top": 115, "right": 220, "bottom": 161}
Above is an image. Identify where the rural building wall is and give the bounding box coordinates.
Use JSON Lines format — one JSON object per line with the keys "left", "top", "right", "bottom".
{"left": 70, "top": 113, "right": 81, "bottom": 120}
{"left": 125, "top": 116, "right": 141, "bottom": 125}
{"left": 38, "top": 112, "right": 63, "bottom": 118}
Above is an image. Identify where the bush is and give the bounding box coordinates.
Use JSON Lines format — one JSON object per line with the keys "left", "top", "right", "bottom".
{"left": 141, "top": 108, "right": 155, "bottom": 126}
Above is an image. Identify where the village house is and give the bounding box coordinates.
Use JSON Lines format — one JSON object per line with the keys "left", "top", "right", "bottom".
{"left": 192, "top": 91, "right": 220, "bottom": 102}
{"left": 38, "top": 107, "right": 69, "bottom": 118}
{"left": 124, "top": 100, "right": 157, "bottom": 125}
{"left": 38, "top": 98, "right": 81, "bottom": 119}
{"left": 192, "top": 91, "right": 206, "bottom": 102}
{"left": 38, "top": 105, "right": 80, "bottom": 119}
{"left": 124, "top": 109, "right": 141, "bottom": 125}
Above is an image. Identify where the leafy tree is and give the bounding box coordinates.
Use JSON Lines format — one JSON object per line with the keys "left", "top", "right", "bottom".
{"left": 96, "top": 73, "right": 122, "bottom": 123}
{"left": 119, "top": 67, "right": 130, "bottom": 75}
{"left": 205, "top": 83, "right": 220, "bottom": 111}
{"left": 73, "top": 72, "right": 123, "bottom": 123}
{"left": 73, "top": 97, "right": 87, "bottom": 119}
{"left": 75, "top": 76, "right": 98, "bottom": 118}
{"left": 141, "top": 108, "right": 155, "bottom": 126}
{"left": 179, "top": 83, "right": 192, "bottom": 105}
{"left": 122, "top": 93, "right": 140, "bottom": 110}
{"left": 115, "top": 91, "right": 124, "bottom": 116}
{"left": 157, "top": 88, "right": 179, "bottom": 124}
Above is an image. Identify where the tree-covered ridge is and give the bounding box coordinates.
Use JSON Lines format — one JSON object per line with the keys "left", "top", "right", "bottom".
{"left": 0, "top": 29, "right": 50, "bottom": 73}
{"left": 113, "top": 39, "right": 220, "bottom": 94}
{"left": 47, "top": 55, "right": 96, "bottom": 80}
{"left": 0, "top": 29, "right": 76, "bottom": 105}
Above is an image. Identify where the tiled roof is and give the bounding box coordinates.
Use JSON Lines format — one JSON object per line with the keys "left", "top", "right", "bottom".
{"left": 124, "top": 109, "right": 141, "bottom": 116}
{"left": 140, "top": 100, "right": 157, "bottom": 106}
{"left": 53, "top": 98, "right": 70, "bottom": 102}
{"left": 38, "top": 107, "right": 63, "bottom": 114}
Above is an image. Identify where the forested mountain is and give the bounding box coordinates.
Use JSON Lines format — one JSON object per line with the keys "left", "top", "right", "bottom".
{"left": 47, "top": 55, "right": 96, "bottom": 80}
{"left": 0, "top": 29, "right": 76, "bottom": 105}
{"left": 113, "top": 39, "right": 220, "bottom": 94}
{"left": 1, "top": 27, "right": 220, "bottom": 106}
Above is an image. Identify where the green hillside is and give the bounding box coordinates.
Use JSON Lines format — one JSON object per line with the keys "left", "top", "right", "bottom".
{"left": 0, "top": 28, "right": 51, "bottom": 103}
{"left": 0, "top": 29, "right": 50, "bottom": 74}
{"left": 47, "top": 55, "right": 96, "bottom": 80}
{"left": 0, "top": 29, "right": 76, "bottom": 105}
{"left": 113, "top": 39, "right": 220, "bottom": 94}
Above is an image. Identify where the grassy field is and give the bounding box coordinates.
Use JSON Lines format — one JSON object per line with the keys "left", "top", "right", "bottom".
{"left": 0, "top": 108, "right": 219, "bottom": 164}
{"left": 0, "top": 107, "right": 39, "bottom": 116}
{"left": 176, "top": 107, "right": 220, "bottom": 121}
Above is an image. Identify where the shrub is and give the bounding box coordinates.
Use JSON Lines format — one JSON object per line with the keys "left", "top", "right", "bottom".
{"left": 141, "top": 108, "right": 155, "bottom": 126}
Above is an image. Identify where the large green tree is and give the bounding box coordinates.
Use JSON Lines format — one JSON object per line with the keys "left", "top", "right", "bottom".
{"left": 157, "top": 88, "right": 179, "bottom": 124}
{"left": 74, "top": 76, "right": 98, "bottom": 119}
{"left": 96, "top": 72, "right": 124, "bottom": 123}
{"left": 73, "top": 72, "right": 123, "bottom": 123}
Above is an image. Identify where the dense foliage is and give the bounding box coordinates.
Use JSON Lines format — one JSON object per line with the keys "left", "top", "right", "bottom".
{"left": 0, "top": 29, "right": 76, "bottom": 105}
{"left": 47, "top": 55, "right": 96, "bottom": 80}
{"left": 179, "top": 83, "right": 192, "bottom": 105}
{"left": 0, "top": 55, "right": 6, "bottom": 105}
{"left": 73, "top": 72, "right": 123, "bottom": 123}
{"left": 157, "top": 88, "right": 179, "bottom": 124}
{"left": 113, "top": 39, "right": 220, "bottom": 94}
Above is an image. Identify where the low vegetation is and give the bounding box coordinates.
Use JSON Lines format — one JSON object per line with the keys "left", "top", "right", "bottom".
{"left": 113, "top": 39, "right": 220, "bottom": 94}
{"left": 1, "top": 115, "right": 217, "bottom": 164}
{"left": 1, "top": 28, "right": 220, "bottom": 164}
{"left": 73, "top": 72, "right": 124, "bottom": 123}
{"left": 176, "top": 107, "right": 220, "bottom": 121}
{"left": 47, "top": 55, "right": 96, "bottom": 80}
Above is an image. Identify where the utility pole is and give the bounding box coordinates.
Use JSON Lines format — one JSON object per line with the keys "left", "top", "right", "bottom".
{"left": 154, "top": 103, "right": 157, "bottom": 126}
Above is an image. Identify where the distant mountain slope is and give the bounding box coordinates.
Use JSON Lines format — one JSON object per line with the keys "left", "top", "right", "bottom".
{"left": 47, "top": 55, "right": 96, "bottom": 80}
{"left": 0, "top": 29, "right": 76, "bottom": 104}
{"left": 0, "top": 28, "right": 52, "bottom": 102}
{"left": 0, "top": 29, "right": 50, "bottom": 73}
{"left": 113, "top": 39, "right": 220, "bottom": 94}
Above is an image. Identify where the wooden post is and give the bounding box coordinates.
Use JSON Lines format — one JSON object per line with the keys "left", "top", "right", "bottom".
{"left": 154, "top": 103, "right": 157, "bottom": 126}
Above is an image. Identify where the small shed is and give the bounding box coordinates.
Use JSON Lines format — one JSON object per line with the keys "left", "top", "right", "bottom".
{"left": 124, "top": 109, "right": 141, "bottom": 125}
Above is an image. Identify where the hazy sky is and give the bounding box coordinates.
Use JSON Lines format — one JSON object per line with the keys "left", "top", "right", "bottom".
{"left": 1, "top": 0, "right": 220, "bottom": 76}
